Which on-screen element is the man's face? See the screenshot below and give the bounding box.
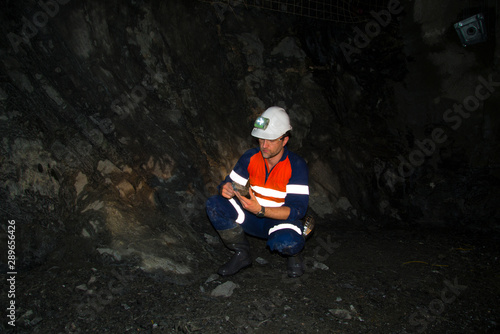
[258,136,289,159]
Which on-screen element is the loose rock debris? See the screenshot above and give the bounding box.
[2,227,498,333]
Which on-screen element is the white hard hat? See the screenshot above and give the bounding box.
[251,107,292,140]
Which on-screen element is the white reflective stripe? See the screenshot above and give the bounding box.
[286,184,309,195]
[229,170,248,186]
[268,223,302,236]
[229,198,245,224]
[251,185,286,198]
[255,197,283,207]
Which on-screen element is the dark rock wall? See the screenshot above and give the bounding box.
[0,0,498,279]
[391,0,500,230]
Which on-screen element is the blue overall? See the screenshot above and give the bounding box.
[206,147,309,256]
[206,194,305,255]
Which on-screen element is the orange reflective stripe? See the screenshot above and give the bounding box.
[253,192,285,206]
[247,151,292,200]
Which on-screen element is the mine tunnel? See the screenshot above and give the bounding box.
[1,0,499,332]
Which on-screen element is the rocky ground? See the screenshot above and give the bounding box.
[2,220,499,334]
[1,1,499,333]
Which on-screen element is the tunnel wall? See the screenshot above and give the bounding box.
[0,0,498,277]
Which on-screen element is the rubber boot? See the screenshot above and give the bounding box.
[217,225,252,276]
[287,253,305,278]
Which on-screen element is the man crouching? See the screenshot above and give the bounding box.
[206,106,310,278]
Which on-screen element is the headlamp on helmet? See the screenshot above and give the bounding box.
[254,116,270,130]
[251,106,292,140]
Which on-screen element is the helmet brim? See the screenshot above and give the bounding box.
[251,127,282,140]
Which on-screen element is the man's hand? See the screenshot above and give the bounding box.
[229,185,291,220]
[234,188,261,215]
[220,182,236,199]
